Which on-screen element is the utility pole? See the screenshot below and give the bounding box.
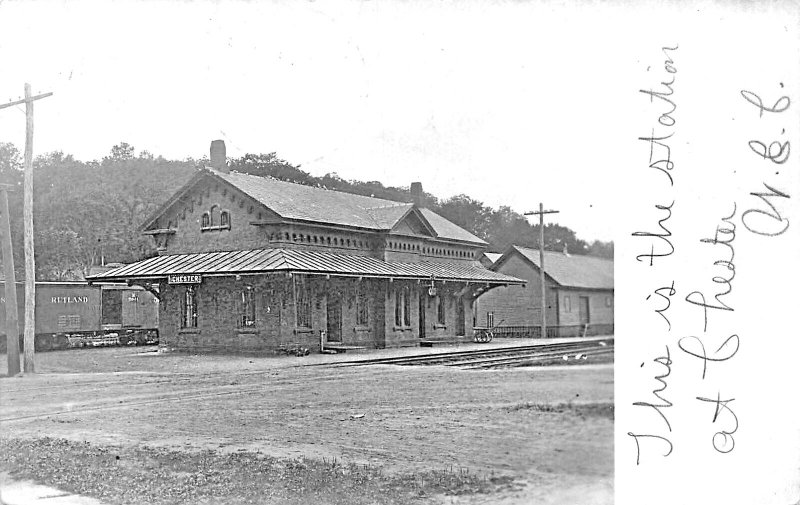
[524,203,559,339]
[0,184,21,376]
[1,84,53,373]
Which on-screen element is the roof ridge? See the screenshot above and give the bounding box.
[364,202,413,210]
[220,168,406,207]
[513,245,612,261]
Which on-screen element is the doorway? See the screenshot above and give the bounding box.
[326,294,342,342]
[456,296,465,336]
[418,293,426,339]
[578,296,590,326]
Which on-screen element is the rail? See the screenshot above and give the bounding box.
[326,337,614,369]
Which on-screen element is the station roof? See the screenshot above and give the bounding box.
[87,248,525,285]
[493,245,613,290]
[143,168,487,245]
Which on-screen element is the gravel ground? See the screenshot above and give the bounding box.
[0,343,613,504]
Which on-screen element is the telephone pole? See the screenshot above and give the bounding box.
[1,84,53,373]
[1,184,21,376]
[524,203,559,339]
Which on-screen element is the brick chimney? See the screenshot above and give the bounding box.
[210,140,228,173]
[562,242,570,256]
[410,182,423,207]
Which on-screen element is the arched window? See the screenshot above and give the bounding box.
[201,204,231,232]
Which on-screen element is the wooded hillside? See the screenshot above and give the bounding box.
[0,142,612,280]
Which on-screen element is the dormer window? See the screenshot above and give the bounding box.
[201,204,231,231]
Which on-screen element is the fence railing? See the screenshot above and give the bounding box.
[488,324,614,339]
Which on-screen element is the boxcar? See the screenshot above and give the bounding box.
[0,282,158,351]
[100,285,160,345]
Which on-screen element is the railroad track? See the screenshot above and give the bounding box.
[327,338,614,369]
[460,347,614,370]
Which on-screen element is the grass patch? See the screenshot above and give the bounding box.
[503,401,614,419]
[0,437,516,505]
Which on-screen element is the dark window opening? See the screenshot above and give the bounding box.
[295,277,312,328]
[102,289,122,325]
[394,286,411,327]
[239,286,256,328]
[356,283,369,326]
[182,286,198,328]
[436,295,445,325]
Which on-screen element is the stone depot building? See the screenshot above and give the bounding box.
[88,141,523,353]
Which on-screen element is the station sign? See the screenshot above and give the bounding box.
[167,274,203,285]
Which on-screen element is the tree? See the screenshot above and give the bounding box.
[0,142,25,277]
[2,142,612,280]
[485,206,537,251]
[587,239,614,259]
[30,144,195,277]
[436,195,493,241]
[228,153,314,185]
[107,142,135,162]
[0,142,23,187]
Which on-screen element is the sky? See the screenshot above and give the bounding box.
[0,0,661,243]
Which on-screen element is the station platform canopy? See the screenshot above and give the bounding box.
[86,248,525,286]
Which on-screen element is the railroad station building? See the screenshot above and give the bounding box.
[88,141,523,353]
[475,245,613,338]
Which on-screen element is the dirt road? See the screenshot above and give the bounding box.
[0,345,613,503]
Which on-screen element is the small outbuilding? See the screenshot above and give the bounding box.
[88,141,523,353]
[475,245,613,337]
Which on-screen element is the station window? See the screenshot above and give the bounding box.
[356,283,369,326]
[239,286,256,328]
[564,295,571,313]
[436,295,446,325]
[295,277,312,328]
[201,205,231,231]
[181,286,198,328]
[395,286,411,327]
[605,296,613,307]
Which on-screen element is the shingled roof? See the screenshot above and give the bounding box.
[495,245,613,290]
[145,168,486,245]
